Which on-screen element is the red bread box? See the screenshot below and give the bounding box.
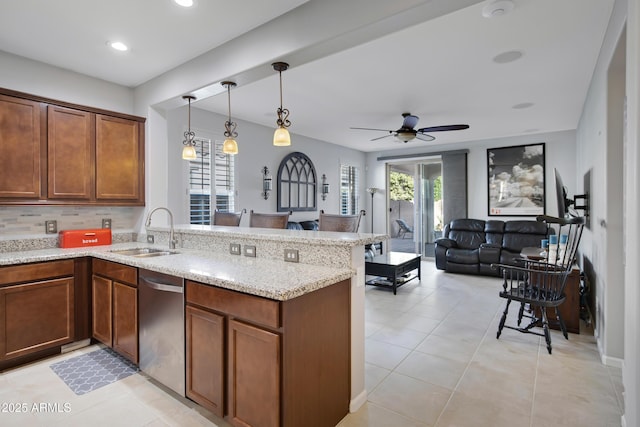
[59,229,112,248]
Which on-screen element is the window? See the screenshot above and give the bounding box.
[188,138,235,225]
[340,165,359,215]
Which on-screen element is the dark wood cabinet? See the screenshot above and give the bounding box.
[0,88,145,206]
[186,279,350,427]
[95,114,142,202]
[0,260,75,362]
[186,305,225,417]
[0,93,44,200]
[92,259,138,363]
[228,319,280,427]
[47,105,93,200]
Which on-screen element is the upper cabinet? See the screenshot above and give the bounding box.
[0,88,145,206]
[0,94,44,199]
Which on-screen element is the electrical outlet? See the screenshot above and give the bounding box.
[284,249,299,263]
[102,218,112,229]
[45,220,57,234]
[230,243,241,255]
[147,234,155,243]
[244,245,256,257]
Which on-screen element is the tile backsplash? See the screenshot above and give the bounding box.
[0,206,142,237]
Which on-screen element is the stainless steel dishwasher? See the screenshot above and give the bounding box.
[138,268,185,396]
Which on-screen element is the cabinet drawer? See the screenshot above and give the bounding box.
[92,259,137,286]
[0,260,74,287]
[186,281,280,329]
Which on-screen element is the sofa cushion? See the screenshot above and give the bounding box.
[447,247,479,264]
[502,220,548,252]
[447,219,486,250]
[484,220,505,246]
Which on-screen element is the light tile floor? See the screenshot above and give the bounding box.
[0,259,624,426]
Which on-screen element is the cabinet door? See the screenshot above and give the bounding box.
[0,277,74,360]
[228,319,280,427]
[47,105,93,199]
[0,94,42,199]
[92,275,112,346]
[113,281,138,363]
[95,114,142,202]
[186,305,225,417]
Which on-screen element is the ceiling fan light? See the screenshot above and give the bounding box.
[223,138,238,154]
[182,144,197,160]
[397,132,416,142]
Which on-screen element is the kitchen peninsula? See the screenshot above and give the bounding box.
[0,225,388,427]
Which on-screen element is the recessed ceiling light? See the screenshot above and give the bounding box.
[174,0,194,7]
[482,0,515,18]
[108,41,128,52]
[493,50,523,64]
[513,102,534,109]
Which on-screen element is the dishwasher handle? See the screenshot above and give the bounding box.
[140,276,184,294]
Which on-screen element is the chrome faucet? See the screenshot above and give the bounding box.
[145,207,177,249]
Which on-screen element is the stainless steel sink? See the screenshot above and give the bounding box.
[110,248,178,258]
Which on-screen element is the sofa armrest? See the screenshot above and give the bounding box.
[434,238,457,270]
[435,238,457,249]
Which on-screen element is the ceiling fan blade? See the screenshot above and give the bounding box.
[417,124,469,132]
[416,133,435,142]
[371,133,394,141]
[350,127,394,132]
[401,114,419,130]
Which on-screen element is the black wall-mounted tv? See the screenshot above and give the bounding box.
[554,168,571,218]
[554,168,590,219]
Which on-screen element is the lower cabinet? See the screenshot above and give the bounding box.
[186,279,350,427]
[92,259,138,363]
[0,260,75,362]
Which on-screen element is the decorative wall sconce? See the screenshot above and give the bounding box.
[272,62,291,147]
[321,174,330,201]
[221,81,238,155]
[181,95,197,160]
[262,166,272,199]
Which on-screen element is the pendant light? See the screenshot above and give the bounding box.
[272,62,291,146]
[221,81,238,155]
[182,95,197,160]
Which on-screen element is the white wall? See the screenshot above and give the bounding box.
[365,130,576,234]
[623,1,640,425]
[166,106,367,226]
[0,51,133,113]
[576,0,627,364]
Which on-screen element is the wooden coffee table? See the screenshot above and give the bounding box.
[365,252,421,295]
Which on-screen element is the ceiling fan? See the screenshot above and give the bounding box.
[351,113,469,142]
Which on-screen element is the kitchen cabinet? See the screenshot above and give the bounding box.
[0,88,145,206]
[0,260,75,363]
[186,279,350,427]
[0,93,44,200]
[92,259,138,363]
[47,105,93,200]
[95,114,142,202]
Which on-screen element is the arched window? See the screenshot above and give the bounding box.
[277,152,317,212]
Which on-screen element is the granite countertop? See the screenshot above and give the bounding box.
[0,243,354,301]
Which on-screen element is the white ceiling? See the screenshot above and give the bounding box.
[0,0,614,153]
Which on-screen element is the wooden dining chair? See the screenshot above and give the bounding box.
[318,210,364,232]
[212,209,245,226]
[249,210,291,229]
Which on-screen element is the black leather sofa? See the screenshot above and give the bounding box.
[434,218,548,276]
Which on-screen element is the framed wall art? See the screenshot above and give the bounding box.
[487,142,545,216]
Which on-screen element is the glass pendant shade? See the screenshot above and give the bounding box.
[273,126,291,146]
[182,145,197,160]
[223,138,238,154]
